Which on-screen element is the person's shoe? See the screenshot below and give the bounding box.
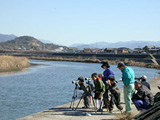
[102,106,107,108]
[119,108,123,114]
[120,110,123,114]
[82,106,90,109]
[122,111,127,115]
[97,108,103,112]
[109,110,112,113]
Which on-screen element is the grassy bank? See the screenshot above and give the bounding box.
[28,56,160,69]
[0,55,30,72]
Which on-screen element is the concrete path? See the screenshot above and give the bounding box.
[18,76,160,120]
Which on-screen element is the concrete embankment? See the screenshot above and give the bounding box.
[18,76,160,120]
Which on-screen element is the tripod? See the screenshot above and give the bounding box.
[70,84,79,110]
[75,81,96,110]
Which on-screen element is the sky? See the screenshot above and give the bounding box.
[0,0,160,46]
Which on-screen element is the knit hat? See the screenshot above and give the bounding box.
[78,76,84,82]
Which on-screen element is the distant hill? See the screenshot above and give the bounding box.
[0,33,17,42]
[0,36,67,51]
[70,41,160,50]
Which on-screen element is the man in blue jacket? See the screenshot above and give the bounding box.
[117,62,135,114]
[101,62,114,108]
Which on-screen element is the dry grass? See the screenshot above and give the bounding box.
[0,55,30,72]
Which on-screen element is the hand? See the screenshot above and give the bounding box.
[101,74,104,78]
[108,80,111,86]
[124,85,127,88]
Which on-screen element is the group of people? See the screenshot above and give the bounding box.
[77,61,154,115]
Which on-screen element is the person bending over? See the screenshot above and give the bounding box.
[91,73,105,112]
[108,76,123,113]
[78,76,90,109]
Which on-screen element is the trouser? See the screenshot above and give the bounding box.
[109,93,123,111]
[124,84,135,113]
[83,95,89,107]
[103,90,109,108]
[132,99,150,111]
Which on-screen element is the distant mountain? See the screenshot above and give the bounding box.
[39,39,53,43]
[0,36,67,51]
[70,41,160,50]
[0,33,17,42]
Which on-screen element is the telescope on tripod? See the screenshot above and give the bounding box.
[69,77,96,110]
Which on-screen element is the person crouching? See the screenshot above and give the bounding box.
[78,76,90,109]
[107,76,123,113]
[91,73,105,112]
[132,81,154,111]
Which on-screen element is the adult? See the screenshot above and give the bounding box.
[140,75,151,90]
[132,81,154,111]
[117,62,135,114]
[101,62,114,108]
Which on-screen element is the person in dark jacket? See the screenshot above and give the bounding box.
[132,81,154,111]
[108,76,123,113]
[78,76,90,109]
[91,73,105,111]
[140,75,151,90]
[101,62,114,108]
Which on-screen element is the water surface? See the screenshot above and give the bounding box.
[0,60,159,120]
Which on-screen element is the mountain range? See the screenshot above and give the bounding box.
[70,41,160,50]
[0,35,67,51]
[0,33,159,50]
[0,33,17,42]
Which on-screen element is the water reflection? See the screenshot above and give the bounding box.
[0,68,27,76]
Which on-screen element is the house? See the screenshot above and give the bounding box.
[83,48,92,53]
[104,48,117,54]
[143,45,160,54]
[133,48,144,53]
[117,47,132,53]
[67,47,79,53]
[91,48,100,53]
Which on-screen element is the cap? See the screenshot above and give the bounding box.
[78,76,84,82]
[141,75,147,80]
[117,62,125,68]
[108,76,115,81]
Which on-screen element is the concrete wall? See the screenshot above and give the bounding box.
[0,51,160,64]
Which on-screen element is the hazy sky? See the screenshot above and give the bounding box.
[0,0,160,46]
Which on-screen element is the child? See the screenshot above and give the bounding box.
[78,76,90,109]
[91,73,105,112]
[108,76,123,113]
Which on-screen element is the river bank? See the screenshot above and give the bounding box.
[18,76,160,120]
[28,56,160,69]
[0,55,30,72]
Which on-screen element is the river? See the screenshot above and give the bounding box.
[0,60,159,120]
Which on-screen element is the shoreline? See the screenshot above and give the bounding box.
[18,76,160,120]
[28,56,160,69]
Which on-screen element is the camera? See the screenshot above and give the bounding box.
[85,77,92,81]
[135,77,141,81]
[72,80,79,84]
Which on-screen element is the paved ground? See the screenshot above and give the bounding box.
[18,76,160,120]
